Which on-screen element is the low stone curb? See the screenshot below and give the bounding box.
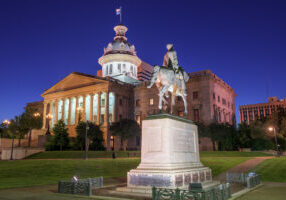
[229,183,263,200]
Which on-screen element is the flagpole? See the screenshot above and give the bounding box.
[120,6,122,24]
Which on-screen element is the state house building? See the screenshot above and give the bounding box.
[29,24,236,151]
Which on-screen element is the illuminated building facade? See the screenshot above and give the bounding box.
[239,97,286,124]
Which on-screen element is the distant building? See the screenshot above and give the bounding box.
[239,97,286,124]
[26,24,237,151]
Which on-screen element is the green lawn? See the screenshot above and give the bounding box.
[252,157,286,182]
[0,156,251,190]
[199,151,271,157]
[26,151,141,159]
[235,183,286,200]
[201,157,250,177]
[26,150,271,159]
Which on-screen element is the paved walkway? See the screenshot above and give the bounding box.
[214,156,273,182]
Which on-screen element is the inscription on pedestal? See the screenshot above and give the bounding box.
[200,172,205,182]
[192,173,199,183]
[175,175,183,187]
[146,127,162,152]
[184,174,191,185]
[129,174,171,187]
[172,128,195,152]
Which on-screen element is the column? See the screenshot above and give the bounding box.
[68,97,72,125]
[112,94,116,122]
[90,94,93,122]
[105,91,111,151]
[75,96,79,124]
[42,102,47,129]
[82,95,86,122]
[55,99,58,124]
[97,92,101,125]
[61,99,64,120]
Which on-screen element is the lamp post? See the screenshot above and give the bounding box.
[85,120,89,160]
[111,135,115,151]
[268,127,279,157]
[3,120,13,160]
[46,114,52,135]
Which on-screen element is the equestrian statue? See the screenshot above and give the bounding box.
[147,44,189,114]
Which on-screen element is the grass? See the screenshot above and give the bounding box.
[199,151,271,157]
[26,151,140,159]
[235,183,286,200]
[26,150,271,159]
[0,156,252,190]
[201,157,250,176]
[252,157,286,182]
[0,158,139,189]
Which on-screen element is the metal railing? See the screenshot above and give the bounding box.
[58,176,103,196]
[226,172,260,189]
[152,183,231,200]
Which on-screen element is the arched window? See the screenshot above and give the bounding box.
[109,64,113,74]
[130,65,134,75]
[106,65,108,75]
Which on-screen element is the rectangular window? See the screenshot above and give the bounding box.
[136,99,141,107]
[119,98,123,106]
[149,98,154,105]
[213,93,215,100]
[193,109,200,122]
[118,63,121,73]
[193,91,198,99]
[93,94,98,123]
[218,96,220,102]
[109,64,113,74]
[222,98,226,105]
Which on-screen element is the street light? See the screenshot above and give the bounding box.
[33,112,40,117]
[85,120,89,160]
[3,120,13,160]
[268,126,279,157]
[46,114,52,135]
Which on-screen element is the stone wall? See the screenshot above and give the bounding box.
[1,147,44,160]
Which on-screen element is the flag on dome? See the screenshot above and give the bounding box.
[116,8,121,15]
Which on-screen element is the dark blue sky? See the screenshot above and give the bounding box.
[1,0,285,123]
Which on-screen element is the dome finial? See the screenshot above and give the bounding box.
[114,24,128,41]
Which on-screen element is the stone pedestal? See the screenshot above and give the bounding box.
[118,114,213,193]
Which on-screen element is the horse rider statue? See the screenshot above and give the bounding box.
[147,44,189,114]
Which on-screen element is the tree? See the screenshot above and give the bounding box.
[22,107,42,147]
[238,123,252,148]
[110,119,141,151]
[75,121,105,151]
[52,120,69,151]
[9,115,29,147]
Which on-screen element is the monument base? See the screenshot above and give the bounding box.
[122,113,215,192]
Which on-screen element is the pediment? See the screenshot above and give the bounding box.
[42,72,106,96]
